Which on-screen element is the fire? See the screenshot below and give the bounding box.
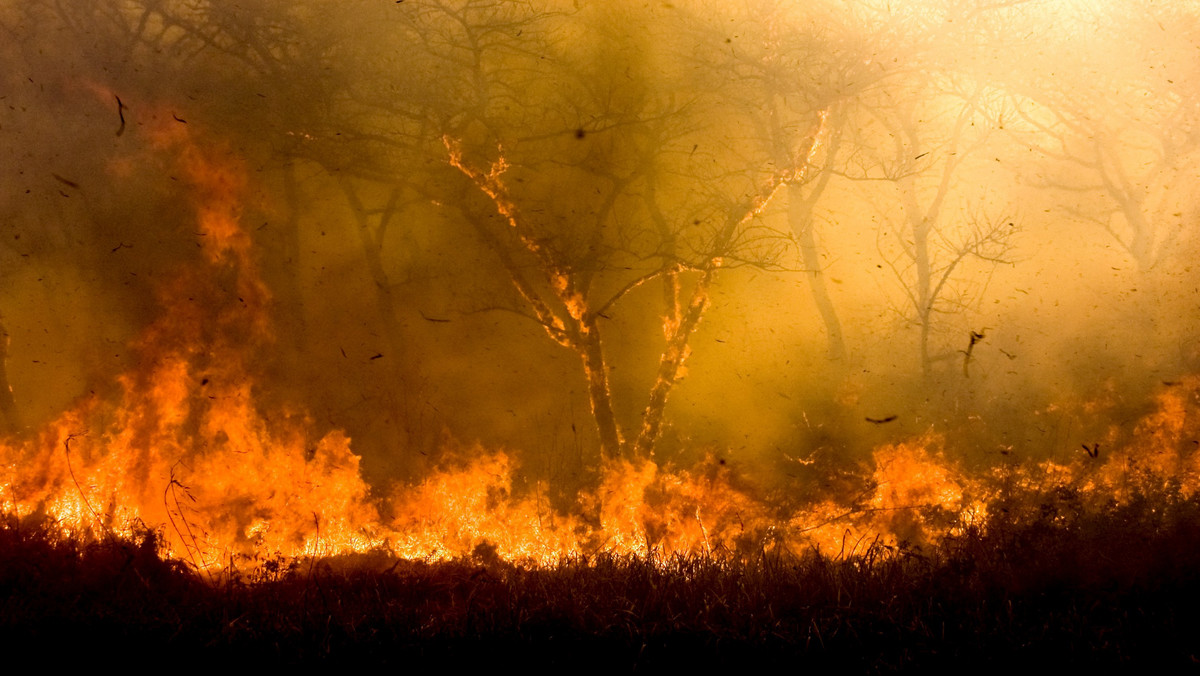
[0,123,384,571]
[1079,377,1200,502]
[789,437,984,557]
[3,123,1200,575]
[387,450,577,565]
[865,437,984,546]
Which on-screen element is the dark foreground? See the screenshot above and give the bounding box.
[3,495,1200,672]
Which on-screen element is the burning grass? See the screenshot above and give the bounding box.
[7,376,1200,571]
[6,368,1200,668]
[3,480,1199,670]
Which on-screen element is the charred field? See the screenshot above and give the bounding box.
[4,483,1200,671]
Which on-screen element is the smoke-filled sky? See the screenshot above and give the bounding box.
[2,0,1199,490]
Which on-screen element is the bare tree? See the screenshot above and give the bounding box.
[428,3,835,458]
[1006,3,1200,272]
[675,0,883,364]
[842,72,1018,377]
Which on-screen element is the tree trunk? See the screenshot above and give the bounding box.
[788,191,845,361]
[576,320,623,461]
[632,268,714,458]
[0,321,21,434]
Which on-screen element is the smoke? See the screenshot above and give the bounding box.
[2,0,1199,504]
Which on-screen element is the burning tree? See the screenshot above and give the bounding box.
[245,1,847,461]
[436,4,845,460]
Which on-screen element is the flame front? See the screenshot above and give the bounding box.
[4,123,1200,574]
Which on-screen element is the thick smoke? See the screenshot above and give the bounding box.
[2,0,1199,502]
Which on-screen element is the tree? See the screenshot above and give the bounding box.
[420,3,836,459]
[4,0,1051,464]
[826,27,1020,378]
[1007,2,1200,272]
[679,0,869,364]
[779,0,1030,379]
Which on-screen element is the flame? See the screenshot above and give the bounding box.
[0,123,384,571]
[7,362,1200,569]
[788,437,983,557]
[4,125,1200,575]
[864,437,983,546]
[1091,377,1200,500]
[387,450,577,566]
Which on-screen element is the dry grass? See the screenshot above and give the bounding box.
[2,488,1199,671]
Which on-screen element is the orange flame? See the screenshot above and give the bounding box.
[0,123,382,570]
[4,125,1200,573]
